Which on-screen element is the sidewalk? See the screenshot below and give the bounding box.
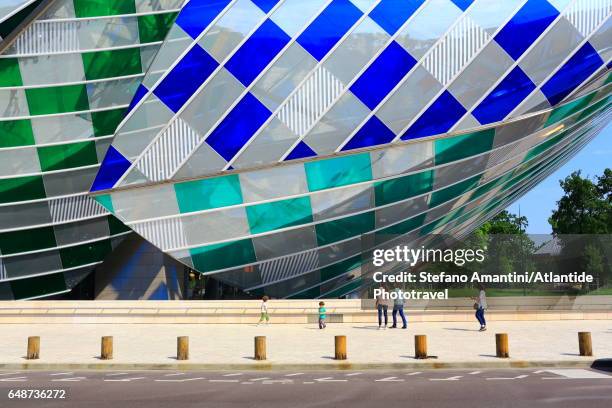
[1,320,611,370]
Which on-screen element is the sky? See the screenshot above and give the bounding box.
[507,122,611,234]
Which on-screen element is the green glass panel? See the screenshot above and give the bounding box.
[316,211,375,246]
[138,12,178,43]
[544,92,595,127]
[374,170,434,206]
[26,84,89,115]
[323,277,363,298]
[0,58,22,87]
[38,141,98,171]
[377,213,427,237]
[246,197,313,234]
[0,119,34,148]
[0,226,56,255]
[320,255,362,282]
[434,129,495,165]
[288,286,320,299]
[94,194,114,213]
[175,175,243,213]
[91,107,127,137]
[305,153,372,191]
[190,239,256,272]
[10,273,66,300]
[0,175,46,204]
[470,172,513,200]
[108,215,130,235]
[82,48,142,80]
[60,239,112,268]
[576,96,610,122]
[429,174,482,208]
[74,0,136,17]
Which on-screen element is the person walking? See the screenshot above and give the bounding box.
[390,285,407,329]
[472,284,487,331]
[257,295,270,325]
[318,301,326,329]
[375,285,390,329]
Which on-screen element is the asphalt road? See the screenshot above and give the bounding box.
[1,368,612,408]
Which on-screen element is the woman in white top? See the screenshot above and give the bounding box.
[472,284,487,331]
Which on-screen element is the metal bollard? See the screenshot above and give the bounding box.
[101,336,113,360]
[177,336,189,361]
[414,335,427,359]
[495,333,509,358]
[254,336,266,360]
[334,335,347,360]
[578,332,592,357]
[27,336,40,360]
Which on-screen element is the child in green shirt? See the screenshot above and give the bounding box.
[318,301,326,329]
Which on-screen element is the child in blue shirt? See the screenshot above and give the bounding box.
[318,301,326,329]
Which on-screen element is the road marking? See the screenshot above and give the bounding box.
[533,370,546,374]
[104,377,146,382]
[105,372,129,377]
[487,375,529,380]
[50,372,73,376]
[406,372,422,376]
[0,372,21,377]
[155,377,206,382]
[303,382,315,384]
[430,376,463,381]
[376,377,404,382]
[209,379,239,383]
[285,373,304,377]
[315,377,348,382]
[249,377,271,381]
[0,377,27,382]
[164,373,185,377]
[51,377,86,382]
[223,373,243,377]
[345,372,362,376]
[543,369,612,379]
[469,371,482,375]
[262,379,293,384]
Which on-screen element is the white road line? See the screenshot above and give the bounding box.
[0,377,27,382]
[543,369,612,379]
[249,377,271,381]
[223,373,243,377]
[51,377,86,382]
[303,382,315,384]
[105,372,129,377]
[155,377,206,382]
[164,373,185,377]
[406,372,422,376]
[50,372,73,376]
[469,371,482,375]
[209,380,239,383]
[285,373,304,377]
[487,375,529,380]
[376,377,404,382]
[241,382,254,384]
[262,380,293,384]
[0,372,21,376]
[345,373,362,376]
[104,377,146,382]
[314,377,348,382]
[533,370,546,374]
[430,376,463,381]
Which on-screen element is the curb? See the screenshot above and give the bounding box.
[0,360,596,371]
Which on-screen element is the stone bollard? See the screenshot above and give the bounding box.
[334,335,347,360]
[177,336,189,361]
[101,336,113,360]
[254,336,266,360]
[27,336,40,360]
[578,332,592,356]
[414,335,427,359]
[496,333,509,358]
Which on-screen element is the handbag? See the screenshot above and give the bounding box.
[473,303,479,310]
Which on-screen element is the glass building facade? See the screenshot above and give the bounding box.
[1,0,611,299]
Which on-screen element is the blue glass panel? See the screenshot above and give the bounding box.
[285,140,317,161]
[153,45,218,113]
[541,42,604,106]
[450,0,474,11]
[206,93,272,162]
[342,115,395,151]
[297,0,363,61]
[472,66,536,125]
[126,84,147,114]
[225,19,291,86]
[369,0,425,36]
[90,146,131,192]
[401,90,466,140]
[251,0,280,13]
[350,41,416,110]
[175,0,231,39]
[494,0,558,61]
